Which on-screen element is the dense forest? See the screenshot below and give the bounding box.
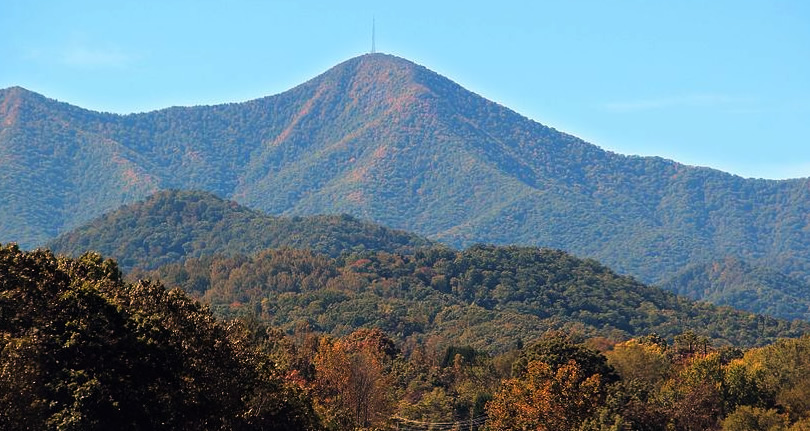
[4,54,810,294]
[48,190,433,270]
[661,257,810,321]
[43,188,810,345]
[48,189,810,324]
[132,245,808,351]
[5,244,810,430]
[0,244,318,430]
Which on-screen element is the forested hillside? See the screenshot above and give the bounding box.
[6,244,810,430]
[48,190,432,270]
[4,54,810,290]
[660,257,810,321]
[134,245,808,351]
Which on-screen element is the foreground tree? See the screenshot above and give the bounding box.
[0,244,319,430]
[313,328,396,430]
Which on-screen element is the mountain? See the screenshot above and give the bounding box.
[47,189,433,270]
[135,244,809,351]
[660,257,810,321]
[3,53,810,287]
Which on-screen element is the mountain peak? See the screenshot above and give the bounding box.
[307,53,435,99]
[0,86,33,96]
[0,86,49,105]
[0,86,34,127]
[0,86,94,128]
[339,52,425,72]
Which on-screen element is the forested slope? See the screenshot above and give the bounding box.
[47,190,433,270]
[4,54,810,290]
[0,244,318,430]
[136,245,809,351]
[661,257,810,321]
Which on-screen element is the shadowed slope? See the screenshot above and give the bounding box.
[661,257,810,321]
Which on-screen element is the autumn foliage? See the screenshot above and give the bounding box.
[8,245,810,430]
[313,329,396,429]
[487,360,607,430]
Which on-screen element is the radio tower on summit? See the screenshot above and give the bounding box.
[371,17,376,54]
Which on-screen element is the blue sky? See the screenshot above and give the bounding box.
[2,1,809,179]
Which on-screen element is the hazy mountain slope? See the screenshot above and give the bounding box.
[660,257,810,321]
[0,87,159,243]
[3,53,810,286]
[47,190,433,270]
[136,245,810,351]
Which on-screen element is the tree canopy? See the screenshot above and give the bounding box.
[0,244,319,430]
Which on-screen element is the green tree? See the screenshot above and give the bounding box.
[721,406,788,431]
[0,244,319,430]
[512,332,618,382]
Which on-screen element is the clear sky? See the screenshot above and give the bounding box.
[2,1,809,179]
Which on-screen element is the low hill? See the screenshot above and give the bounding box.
[135,245,810,352]
[47,190,433,270]
[660,257,810,321]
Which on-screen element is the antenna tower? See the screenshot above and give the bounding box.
[371,17,376,54]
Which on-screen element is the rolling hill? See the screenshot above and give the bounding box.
[135,244,810,351]
[47,189,433,270]
[3,53,810,288]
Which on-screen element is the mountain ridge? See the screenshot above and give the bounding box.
[135,243,810,351]
[3,53,810,288]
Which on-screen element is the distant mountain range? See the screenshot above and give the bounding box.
[3,53,810,288]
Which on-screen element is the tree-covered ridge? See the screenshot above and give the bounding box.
[47,190,433,270]
[135,245,809,351]
[0,244,319,430]
[661,257,810,322]
[47,189,810,326]
[4,54,810,294]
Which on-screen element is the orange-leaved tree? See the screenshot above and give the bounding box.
[486,359,607,430]
[313,328,396,429]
